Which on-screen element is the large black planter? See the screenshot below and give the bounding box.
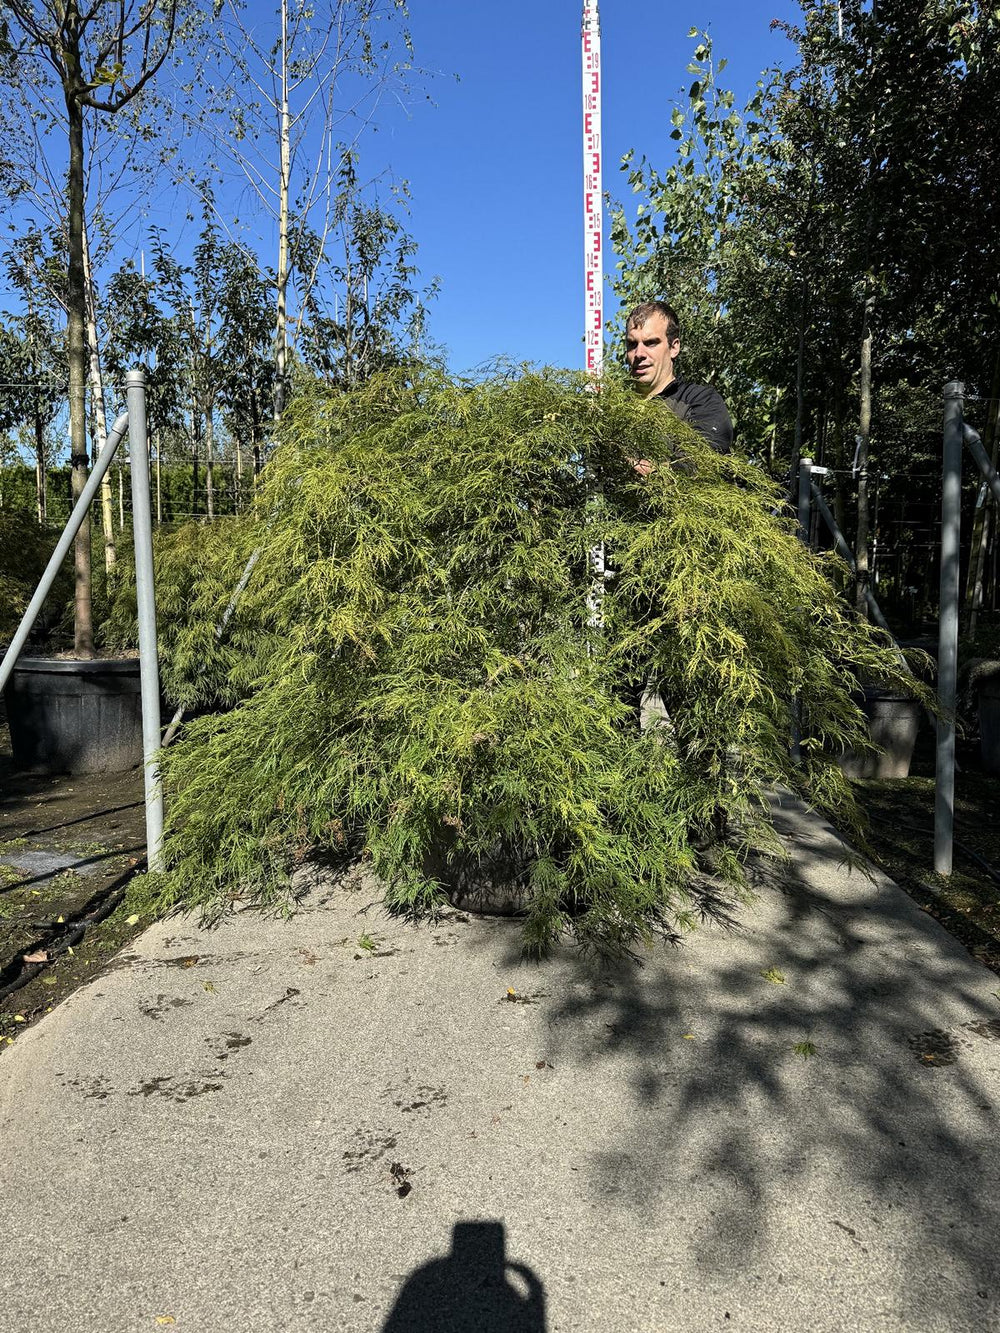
[838,687,921,780]
[4,656,145,775]
[425,837,533,916]
[978,666,1000,776]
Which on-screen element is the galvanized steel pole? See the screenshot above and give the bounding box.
[935,381,964,876]
[810,481,895,637]
[797,457,812,544]
[963,422,1000,506]
[126,369,165,872]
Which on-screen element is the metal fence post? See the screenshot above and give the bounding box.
[935,381,964,876]
[126,369,165,873]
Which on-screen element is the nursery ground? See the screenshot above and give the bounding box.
[857,726,1000,980]
[1,793,999,1332]
[0,705,149,1043]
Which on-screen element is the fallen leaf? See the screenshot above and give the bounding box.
[23,951,48,964]
[56,915,65,924]
[760,967,786,985]
[682,1033,695,1040]
[203,981,216,994]
[125,914,140,926]
[506,988,517,1001]
[13,1015,26,1024]
[154,1318,176,1327]
[41,975,57,986]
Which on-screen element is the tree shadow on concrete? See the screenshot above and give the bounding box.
[382,1221,546,1332]
[538,796,1000,1327]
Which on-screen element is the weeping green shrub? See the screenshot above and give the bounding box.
[0,512,71,643]
[140,368,920,952]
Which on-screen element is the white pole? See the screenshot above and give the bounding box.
[582,0,603,374]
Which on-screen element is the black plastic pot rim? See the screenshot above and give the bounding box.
[10,656,140,676]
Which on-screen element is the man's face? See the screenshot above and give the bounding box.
[625,315,680,396]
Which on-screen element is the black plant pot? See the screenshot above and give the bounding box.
[978,668,1000,776]
[425,837,533,916]
[838,686,921,780]
[4,656,146,775]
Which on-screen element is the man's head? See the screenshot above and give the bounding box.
[625,301,681,397]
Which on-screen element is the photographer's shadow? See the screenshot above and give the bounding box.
[382,1220,547,1332]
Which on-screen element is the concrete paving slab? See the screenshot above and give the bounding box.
[1,792,999,1332]
[0,848,90,881]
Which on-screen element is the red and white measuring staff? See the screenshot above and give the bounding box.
[582,2,605,632]
[582,0,603,374]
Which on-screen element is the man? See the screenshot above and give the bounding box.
[625,300,733,461]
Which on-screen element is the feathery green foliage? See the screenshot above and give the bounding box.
[0,513,70,640]
[135,368,920,952]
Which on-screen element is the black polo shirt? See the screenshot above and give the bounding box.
[656,379,734,453]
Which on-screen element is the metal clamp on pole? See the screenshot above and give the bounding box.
[126,369,165,873]
[935,381,964,876]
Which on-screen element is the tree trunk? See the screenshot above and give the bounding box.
[83,215,116,572]
[251,390,262,477]
[273,0,291,424]
[965,341,1000,636]
[854,285,875,615]
[63,26,94,657]
[794,282,808,459]
[34,403,47,524]
[205,399,215,520]
[191,408,200,517]
[28,266,47,524]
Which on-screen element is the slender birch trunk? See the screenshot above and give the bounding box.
[205,399,215,520]
[854,284,875,614]
[273,0,291,424]
[34,401,47,523]
[155,429,162,525]
[83,214,116,571]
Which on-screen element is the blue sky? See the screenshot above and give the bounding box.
[5,1,802,378]
[374,1,801,372]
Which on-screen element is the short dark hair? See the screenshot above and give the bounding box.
[625,301,681,342]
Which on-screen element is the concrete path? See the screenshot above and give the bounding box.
[1,794,999,1332]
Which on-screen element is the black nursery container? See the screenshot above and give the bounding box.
[838,686,921,780]
[4,657,144,775]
